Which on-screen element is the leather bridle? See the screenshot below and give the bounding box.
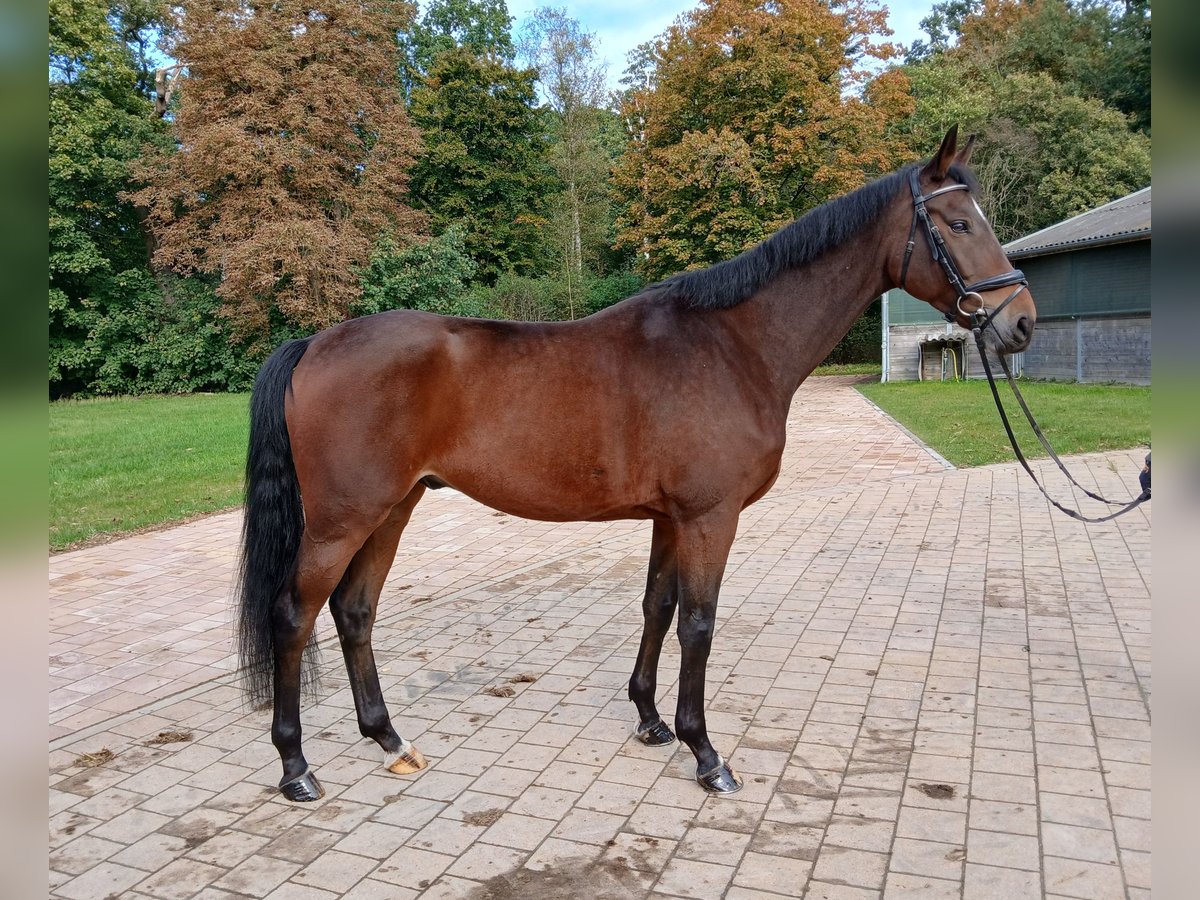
[899,168,1029,331]
[900,167,1150,524]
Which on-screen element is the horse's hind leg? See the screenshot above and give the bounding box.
[272,529,370,802]
[628,519,680,746]
[328,486,428,776]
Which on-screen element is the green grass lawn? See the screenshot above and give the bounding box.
[50,393,250,551]
[857,379,1150,467]
[811,362,882,377]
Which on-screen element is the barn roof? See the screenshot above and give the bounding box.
[1003,186,1151,260]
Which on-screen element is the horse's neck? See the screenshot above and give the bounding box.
[735,217,895,399]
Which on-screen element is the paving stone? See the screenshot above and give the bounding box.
[887,837,964,881]
[262,885,340,900]
[444,842,526,882]
[964,863,1043,899]
[110,831,192,871]
[340,879,418,900]
[549,807,626,845]
[291,849,380,893]
[1043,857,1127,900]
[371,846,454,890]
[186,828,270,867]
[134,858,228,900]
[895,805,965,844]
[883,872,960,898]
[805,881,882,899]
[603,832,677,873]
[1041,822,1120,865]
[654,857,736,899]
[812,846,889,890]
[966,828,1040,871]
[1040,791,1114,830]
[626,802,698,839]
[212,854,300,898]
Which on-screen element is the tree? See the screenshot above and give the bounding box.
[983,72,1151,239]
[49,0,173,394]
[519,7,612,316]
[611,0,913,280]
[890,0,1151,240]
[408,48,550,282]
[400,0,515,95]
[1097,0,1150,133]
[906,0,1150,134]
[614,127,776,280]
[131,0,425,342]
[356,225,480,317]
[906,0,982,62]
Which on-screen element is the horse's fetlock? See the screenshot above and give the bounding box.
[675,714,704,745]
[629,672,654,702]
[272,721,301,751]
[358,714,390,741]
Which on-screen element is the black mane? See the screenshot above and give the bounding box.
[654,162,976,310]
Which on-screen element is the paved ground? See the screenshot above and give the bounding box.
[48,376,1151,899]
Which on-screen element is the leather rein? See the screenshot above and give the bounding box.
[900,169,1150,524]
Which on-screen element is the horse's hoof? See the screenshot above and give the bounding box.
[697,758,742,794]
[635,719,676,746]
[279,768,325,802]
[385,741,428,775]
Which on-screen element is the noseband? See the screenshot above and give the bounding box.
[898,168,1149,524]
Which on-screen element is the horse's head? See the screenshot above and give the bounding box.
[892,126,1037,355]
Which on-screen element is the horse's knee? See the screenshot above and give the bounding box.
[645,592,676,622]
[677,608,714,650]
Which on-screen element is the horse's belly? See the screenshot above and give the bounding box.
[424,458,656,523]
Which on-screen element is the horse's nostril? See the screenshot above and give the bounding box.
[1015,316,1033,340]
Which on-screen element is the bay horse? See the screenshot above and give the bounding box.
[236,127,1036,802]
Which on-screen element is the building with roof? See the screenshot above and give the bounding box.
[881,187,1151,384]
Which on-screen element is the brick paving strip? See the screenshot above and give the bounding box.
[49,376,1150,899]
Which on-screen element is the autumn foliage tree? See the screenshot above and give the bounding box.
[612,0,914,280]
[133,0,425,340]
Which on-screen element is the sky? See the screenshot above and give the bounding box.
[494,0,934,92]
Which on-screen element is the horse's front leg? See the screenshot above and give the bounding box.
[673,508,743,794]
[629,519,679,746]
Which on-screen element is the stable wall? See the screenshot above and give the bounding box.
[1020,315,1151,384]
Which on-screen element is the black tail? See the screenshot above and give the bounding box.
[235,337,313,706]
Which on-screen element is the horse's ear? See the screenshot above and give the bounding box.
[955,134,976,167]
[924,125,959,182]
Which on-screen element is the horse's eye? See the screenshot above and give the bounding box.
[950,221,970,234]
